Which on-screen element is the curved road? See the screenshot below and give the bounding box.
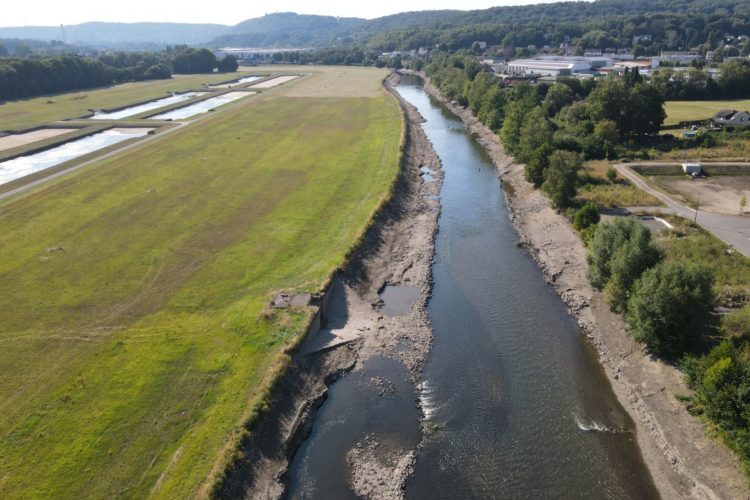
[616,162,750,257]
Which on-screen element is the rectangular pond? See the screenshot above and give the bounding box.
[0,128,152,186]
[89,92,207,120]
[249,75,299,89]
[148,91,252,120]
[0,128,74,153]
[210,75,263,88]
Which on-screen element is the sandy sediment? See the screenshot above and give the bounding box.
[225,73,442,499]
[413,70,749,499]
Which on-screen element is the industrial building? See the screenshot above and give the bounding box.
[506,56,614,77]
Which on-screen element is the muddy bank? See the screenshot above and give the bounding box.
[410,70,749,499]
[220,74,442,498]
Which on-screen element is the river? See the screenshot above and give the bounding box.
[286,76,658,499]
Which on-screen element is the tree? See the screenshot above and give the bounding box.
[500,100,528,155]
[603,224,661,311]
[0,44,7,57]
[626,262,715,357]
[542,150,581,208]
[741,194,747,215]
[518,106,554,186]
[606,166,618,183]
[623,83,666,135]
[144,63,171,80]
[594,119,619,158]
[719,59,750,98]
[171,48,216,74]
[217,54,239,72]
[573,201,600,230]
[542,82,574,117]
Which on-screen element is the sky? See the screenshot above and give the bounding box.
[3,0,564,27]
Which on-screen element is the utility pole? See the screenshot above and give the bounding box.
[694,193,700,224]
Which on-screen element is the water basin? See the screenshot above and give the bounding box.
[90,92,207,120]
[0,128,152,186]
[378,285,420,316]
[149,92,252,120]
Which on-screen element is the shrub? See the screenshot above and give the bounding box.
[606,166,618,183]
[626,262,715,357]
[572,201,600,231]
[542,150,581,208]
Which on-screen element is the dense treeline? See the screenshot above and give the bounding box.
[426,54,665,206]
[362,1,750,56]
[0,47,237,101]
[653,59,750,100]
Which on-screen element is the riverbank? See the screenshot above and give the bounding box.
[412,70,749,499]
[225,74,442,498]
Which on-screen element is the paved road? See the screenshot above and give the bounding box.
[616,162,750,257]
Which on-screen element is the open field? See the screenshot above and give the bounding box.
[665,99,750,126]
[0,66,400,498]
[577,160,660,207]
[0,73,251,131]
[650,175,750,214]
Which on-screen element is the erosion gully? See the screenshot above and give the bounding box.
[286,75,658,499]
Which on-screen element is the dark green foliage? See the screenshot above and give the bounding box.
[541,150,581,208]
[626,262,715,356]
[606,166,618,183]
[217,55,239,73]
[604,225,662,312]
[171,48,216,74]
[573,201,600,231]
[587,218,657,289]
[683,337,750,470]
[0,51,174,100]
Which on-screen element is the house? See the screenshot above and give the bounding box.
[682,163,702,175]
[712,109,750,127]
[660,51,701,63]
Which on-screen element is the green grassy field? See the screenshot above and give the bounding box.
[0,67,401,498]
[0,73,256,130]
[665,99,750,126]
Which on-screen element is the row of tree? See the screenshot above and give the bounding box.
[0,49,238,101]
[426,54,666,208]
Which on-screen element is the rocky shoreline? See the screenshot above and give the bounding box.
[413,70,749,499]
[224,73,442,498]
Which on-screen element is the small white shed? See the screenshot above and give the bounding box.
[682,163,702,175]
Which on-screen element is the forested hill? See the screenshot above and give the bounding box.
[214,1,750,48]
[2,0,750,49]
[0,22,228,47]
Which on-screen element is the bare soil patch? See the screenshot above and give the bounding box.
[658,176,750,215]
[0,128,72,152]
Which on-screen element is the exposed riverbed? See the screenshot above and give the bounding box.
[284,76,658,498]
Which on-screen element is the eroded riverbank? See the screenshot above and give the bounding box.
[412,70,749,499]
[224,75,442,498]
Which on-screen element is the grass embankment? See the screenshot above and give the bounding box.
[665,99,750,126]
[577,160,659,207]
[0,73,248,130]
[0,67,401,498]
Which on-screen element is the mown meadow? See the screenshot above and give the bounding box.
[0,67,402,498]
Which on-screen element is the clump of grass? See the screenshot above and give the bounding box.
[577,183,659,207]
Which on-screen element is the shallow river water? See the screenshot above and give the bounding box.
[286,77,658,499]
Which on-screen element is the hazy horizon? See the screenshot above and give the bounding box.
[3,0,570,28]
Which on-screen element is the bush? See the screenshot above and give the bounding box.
[587,218,657,288]
[683,338,750,470]
[572,201,600,231]
[606,166,618,183]
[626,262,715,357]
[542,150,581,208]
[604,226,661,312]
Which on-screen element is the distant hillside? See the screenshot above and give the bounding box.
[213,13,365,48]
[2,0,749,49]
[0,22,228,47]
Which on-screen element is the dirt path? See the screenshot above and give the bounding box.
[617,163,750,256]
[411,71,750,500]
